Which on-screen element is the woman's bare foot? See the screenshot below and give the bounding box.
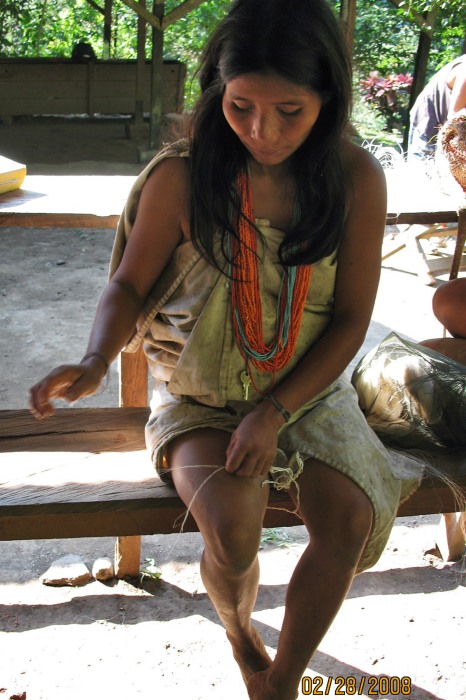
[247,669,299,700]
[226,625,272,683]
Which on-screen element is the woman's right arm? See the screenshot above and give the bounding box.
[29,157,190,418]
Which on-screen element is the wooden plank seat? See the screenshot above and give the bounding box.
[1,405,465,577]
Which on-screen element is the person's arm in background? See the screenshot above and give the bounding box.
[448,60,466,117]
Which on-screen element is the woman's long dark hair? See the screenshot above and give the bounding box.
[187,0,353,270]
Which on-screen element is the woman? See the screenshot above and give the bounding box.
[29,1,424,697]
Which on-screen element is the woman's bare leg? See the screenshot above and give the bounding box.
[167,428,272,682]
[248,458,374,700]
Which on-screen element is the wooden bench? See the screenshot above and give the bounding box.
[1,346,465,578]
[0,171,464,576]
[0,58,186,124]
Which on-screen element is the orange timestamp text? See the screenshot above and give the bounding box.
[301,675,412,696]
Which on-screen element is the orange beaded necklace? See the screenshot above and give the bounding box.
[228,169,312,384]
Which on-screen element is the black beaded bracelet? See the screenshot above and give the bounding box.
[263,393,292,422]
[80,352,109,375]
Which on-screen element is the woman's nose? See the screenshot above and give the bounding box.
[250,113,279,143]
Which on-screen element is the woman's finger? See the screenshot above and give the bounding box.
[29,365,101,419]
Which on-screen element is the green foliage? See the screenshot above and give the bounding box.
[139,557,162,581]
[351,75,391,141]
[354,0,465,80]
[0,0,464,124]
[1,0,104,57]
[352,0,464,137]
[164,0,230,107]
[260,528,294,548]
[359,70,413,130]
[354,0,419,76]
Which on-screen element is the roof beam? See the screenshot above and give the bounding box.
[119,0,162,30]
[162,0,205,29]
[118,0,205,32]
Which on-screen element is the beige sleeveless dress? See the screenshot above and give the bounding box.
[110,142,424,572]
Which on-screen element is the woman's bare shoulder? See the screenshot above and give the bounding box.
[340,140,387,234]
[343,140,387,212]
[143,154,190,197]
[138,154,191,239]
[344,140,385,181]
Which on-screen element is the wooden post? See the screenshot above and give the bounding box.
[114,345,149,577]
[149,0,164,151]
[115,535,143,578]
[126,0,149,138]
[402,9,436,152]
[87,61,95,116]
[449,205,466,281]
[119,346,149,408]
[435,512,466,562]
[103,0,113,60]
[339,0,356,54]
[136,0,147,125]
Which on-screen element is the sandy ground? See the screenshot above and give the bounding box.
[0,116,465,700]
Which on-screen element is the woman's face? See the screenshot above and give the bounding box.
[222,72,323,168]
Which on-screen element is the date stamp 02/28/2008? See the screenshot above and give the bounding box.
[301,675,412,696]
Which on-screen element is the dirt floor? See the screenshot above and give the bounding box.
[0,116,465,700]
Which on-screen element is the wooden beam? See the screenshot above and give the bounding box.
[0,212,121,229]
[119,0,204,31]
[162,0,205,29]
[119,0,161,30]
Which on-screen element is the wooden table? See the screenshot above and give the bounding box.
[1,170,465,279]
[0,174,135,229]
[384,166,466,282]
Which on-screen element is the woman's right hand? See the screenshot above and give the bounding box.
[29,359,106,419]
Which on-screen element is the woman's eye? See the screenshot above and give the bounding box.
[232,102,251,112]
[279,109,301,117]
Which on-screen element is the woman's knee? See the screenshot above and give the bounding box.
[205,516,263,573]
[315,492,372,559]
[171,464,267,574]
[432,279,466,338]
[297,464,373,559]
[334,490,373,550]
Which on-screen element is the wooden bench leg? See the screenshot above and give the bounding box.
[115,347,148,579]
[435,512,466,562]
[114,536,142,578]
[405,231,436,286]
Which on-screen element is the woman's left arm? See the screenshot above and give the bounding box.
[271,144,387,412]
[226,145,386,477]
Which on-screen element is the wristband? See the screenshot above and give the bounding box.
[80,351,109,375]
[263,393,292,422]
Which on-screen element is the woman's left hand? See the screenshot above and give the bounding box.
[225,402,285,479]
